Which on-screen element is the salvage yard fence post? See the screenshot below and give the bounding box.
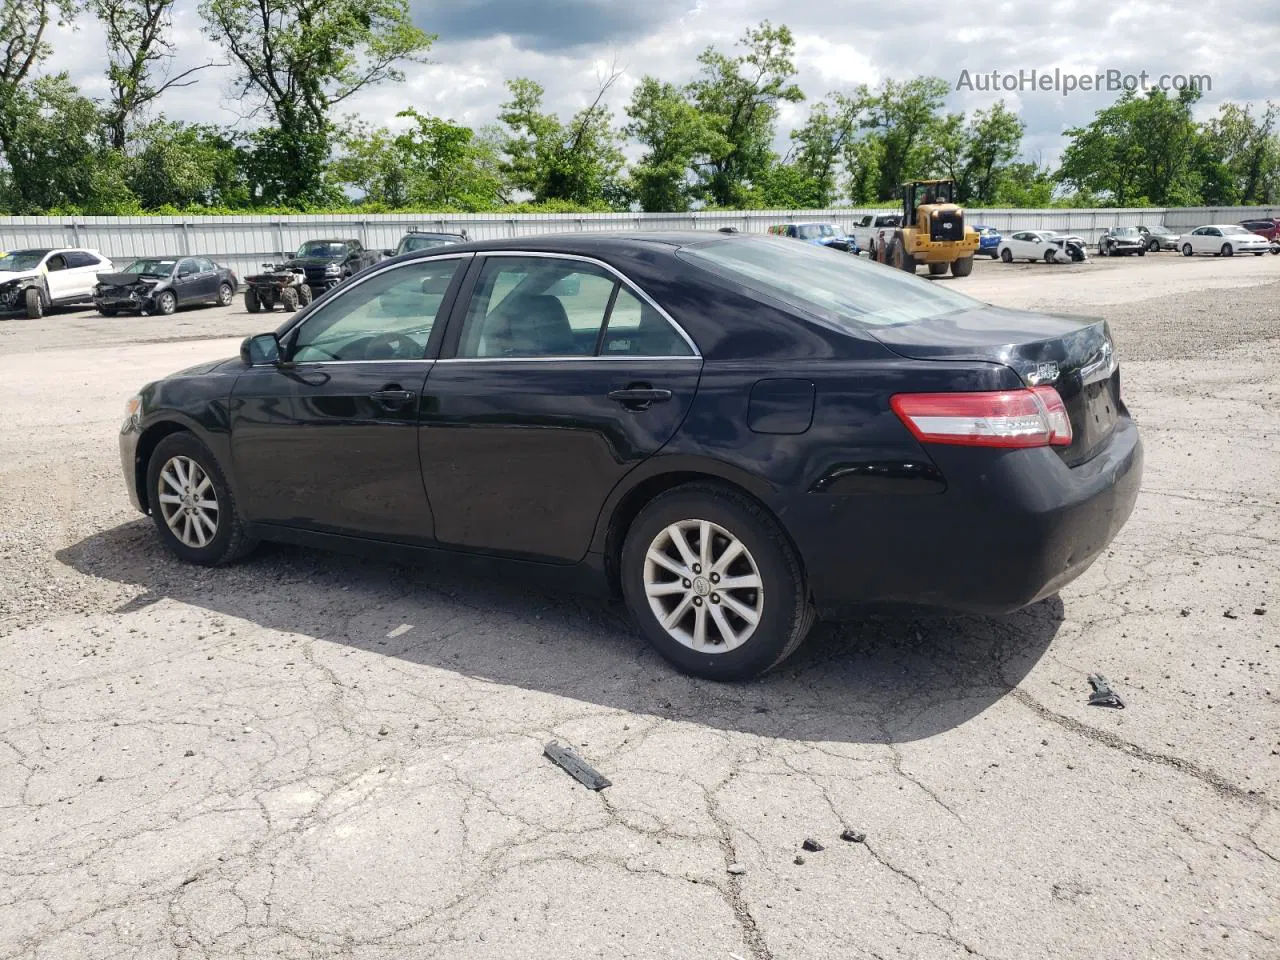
[2,205,1276,285]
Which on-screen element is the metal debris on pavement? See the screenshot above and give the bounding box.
[543,741,612,791]
[1087,673,1126,709]
[801,838,824,852]
[840,829,867,843]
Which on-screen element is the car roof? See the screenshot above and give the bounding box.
[412,231,721,258]
[3,248,52,256]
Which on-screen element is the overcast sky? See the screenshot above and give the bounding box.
[44,0,1280,167]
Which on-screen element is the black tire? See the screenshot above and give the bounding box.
[1147,239,1159,252]
[298,283,313,306]
[1137,247,1146,256]
[1043,250,1055,263]
[155,290,177,315]
[927,262,948,276]
[98,307,118,317]
[1221,244,1233,257]
[1000,248,1013,263]
[1098,241,1109,257]
[24,287,44,319]
[890,234,917,273]
[620,484,814,680]
[244,289,261,313]
[1182,243,1194,257]
[951,255,973,277]
[145,432,255,566]
[281,287,300,311]
[217,282,235,306]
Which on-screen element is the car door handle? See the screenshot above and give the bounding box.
[369,388,416,408]
[608,386,673,409]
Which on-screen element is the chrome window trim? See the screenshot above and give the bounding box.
[456,250,701,359]
[436,356,703,365]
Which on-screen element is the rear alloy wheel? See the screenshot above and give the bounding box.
[1221,244,1233,257]
[1000,248,1013,263]
[147,432,253,566]
[244,289,261,313]
[951,256,973,277]
[156,290,177,315]
[927,262,948,276]
[1148,239,1160,253]
[217,282,235,306]
[1182,243,1194,257]
[24,287,44,319]
[621,484,813,680]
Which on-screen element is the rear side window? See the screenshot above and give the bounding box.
[64,251,99,268]
[680,236,982,329]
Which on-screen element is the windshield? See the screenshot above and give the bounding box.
[296,241,349,258]
[125,259,176,276]
[0,250,47,272]
[796,224,838,240]
[1114,227,1140,237]
[680,236,983,329]
[398,236,456,253]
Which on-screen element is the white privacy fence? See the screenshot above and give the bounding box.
[2,206,1277,282]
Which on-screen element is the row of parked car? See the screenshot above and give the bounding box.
[0,229,468,319]
[767,216,1280,266]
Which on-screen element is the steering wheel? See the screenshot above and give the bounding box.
[362,332,420,360]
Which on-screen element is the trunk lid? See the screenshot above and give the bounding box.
[872,306,1121,466]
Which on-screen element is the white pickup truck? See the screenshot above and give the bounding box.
[850,214,903,259]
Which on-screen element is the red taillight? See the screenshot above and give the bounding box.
[891,386,1072,448]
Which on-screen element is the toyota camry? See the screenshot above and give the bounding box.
[119,232,1142,680]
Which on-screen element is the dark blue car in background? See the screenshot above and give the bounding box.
[974,225,1002,258]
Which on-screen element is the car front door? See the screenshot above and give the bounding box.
[419,253,703,563]
[189,258,220,301]
[172,258,201,303]
[229,254,471,542]
[42,254,74,300]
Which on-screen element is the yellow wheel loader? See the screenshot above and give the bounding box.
[885,179,980,278]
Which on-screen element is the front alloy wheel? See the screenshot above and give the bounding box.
[157,456,219,549]
[643,519,765,653]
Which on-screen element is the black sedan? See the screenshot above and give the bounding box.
[119,233,1142,680]
[95,257,238,316]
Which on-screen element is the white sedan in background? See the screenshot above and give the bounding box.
[997,230,1079,263]
[1180,225,1272,257]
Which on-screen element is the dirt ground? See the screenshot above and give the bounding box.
[1,250,1278,959]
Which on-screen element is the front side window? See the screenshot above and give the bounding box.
[289,258,462,363]
[679,236,982,330]
[454,256,692,359]
[45,255,67,271]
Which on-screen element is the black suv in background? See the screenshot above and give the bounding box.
[282,239,381,294]
[388,229,469,256]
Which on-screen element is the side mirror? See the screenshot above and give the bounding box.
[241,332,281,366]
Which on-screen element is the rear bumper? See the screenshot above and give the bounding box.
[785,417,1143,616]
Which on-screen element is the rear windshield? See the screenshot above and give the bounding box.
[680,236,982,328]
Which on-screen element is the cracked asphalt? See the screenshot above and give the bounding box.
[2,251,1278,959]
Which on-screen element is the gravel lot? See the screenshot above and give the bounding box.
[2,251,1278,959]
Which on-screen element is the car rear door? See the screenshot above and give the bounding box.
[229,254,471,542]
[419,252,702,563]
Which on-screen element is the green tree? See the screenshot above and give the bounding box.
[688,21,804,207]
[1198,101,1279,204]
[1058,89,1202,205]
[129,121,245,208]
[790,92,863,206]
[0,74,138,214]
[854,76,950,200]
[331,109,505,209]
[624,77,724,212]
[89,0,217,149]
[498,76,624,207]
[199,0,434,202]
[927,101,1025,203]
[994,160,1057,207]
